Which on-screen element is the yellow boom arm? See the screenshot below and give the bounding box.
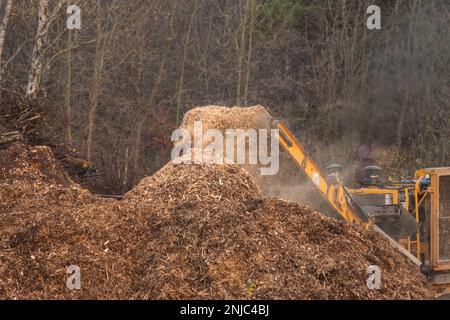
[277,121,371,229]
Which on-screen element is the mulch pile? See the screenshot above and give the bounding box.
[0,107,434,299]
[0,143,140,299]
[125,162,432,299]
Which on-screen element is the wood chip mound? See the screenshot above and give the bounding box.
[124,162,433,300]
[0,142,434,299]
[0,143,141,299]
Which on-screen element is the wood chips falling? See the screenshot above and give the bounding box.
[181,105,273,134]
[179,105,330,211]
[0,142,433,299]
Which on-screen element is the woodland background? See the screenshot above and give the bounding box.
[0,0,448,194]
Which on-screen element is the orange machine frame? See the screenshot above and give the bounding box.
[277,121,449,294]
[415,168,450,272]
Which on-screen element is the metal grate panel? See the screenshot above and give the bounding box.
[351,194,391,206]
[439,175,450,261]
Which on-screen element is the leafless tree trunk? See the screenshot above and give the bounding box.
[64,29,73,146]
[243,0,256,106]
[396,102,408,148]
[26,0,64,97]
[130,2,177,182]
[396,0,419,148]
[236,0,250,106]
[86,4,107,162]
[201,16,212,104]
[175,0,198,124]
[0,0,13,83]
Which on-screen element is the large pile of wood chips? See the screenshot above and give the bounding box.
[180,105,335,213]
[126,162,433,299]
[0,141,433,299]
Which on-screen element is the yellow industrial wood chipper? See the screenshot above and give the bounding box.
[276,121,450,297]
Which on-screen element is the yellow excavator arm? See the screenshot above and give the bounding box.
[277,121,371,229]
[276,121,422,266]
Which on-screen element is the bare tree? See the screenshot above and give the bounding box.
[243,0,256,105]
[235,0,250,105]
[130,1,178,182]
[63,26,73,146]
[86,2,107,162]
[175,0,198,124]
[0,0,13,83]
[26,0,64,97]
